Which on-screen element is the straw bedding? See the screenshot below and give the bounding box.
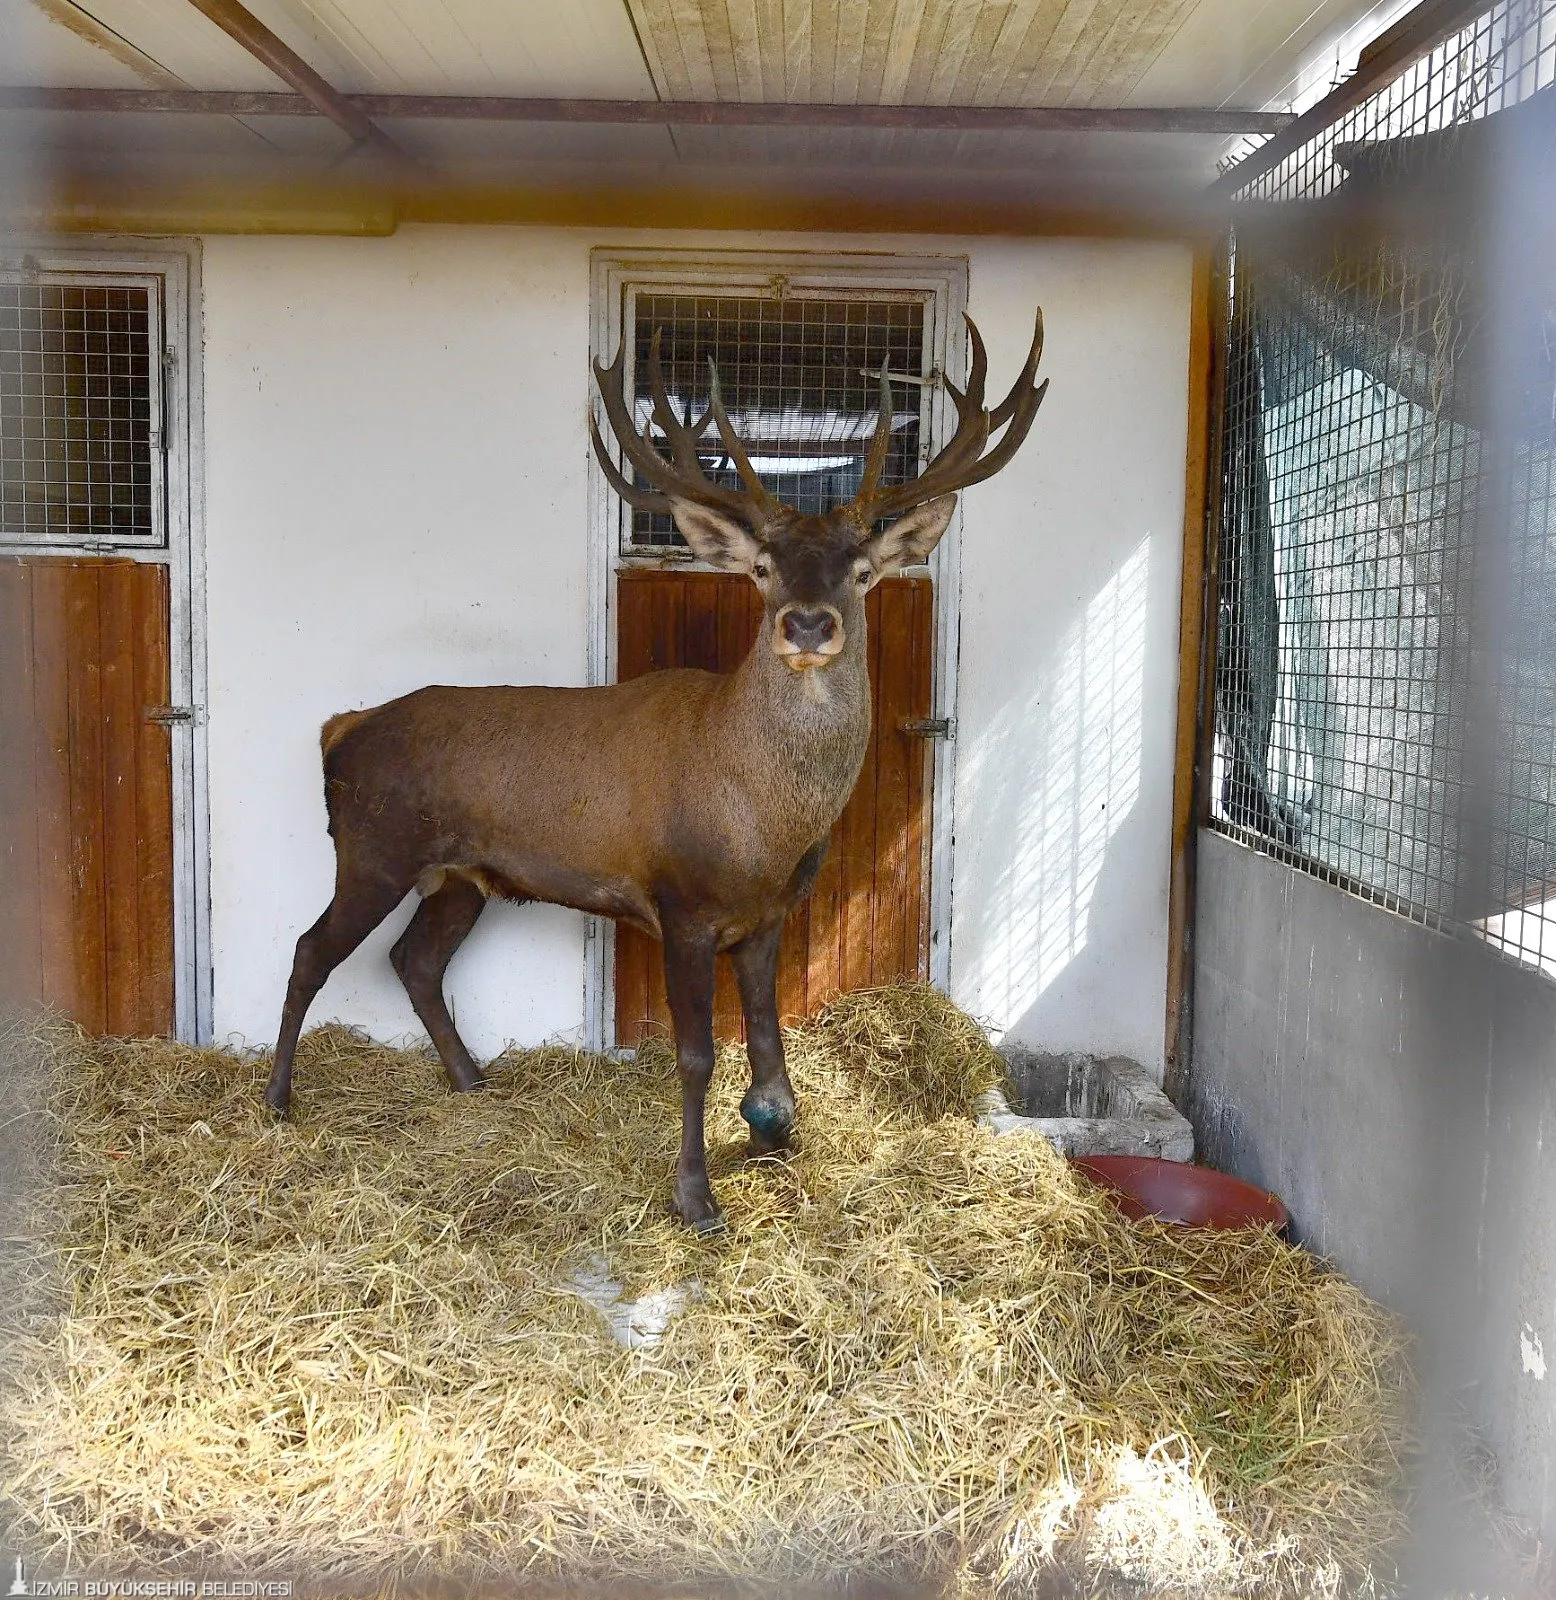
[0,987,1410,1596]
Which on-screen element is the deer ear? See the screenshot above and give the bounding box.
[668,497,764,571]
[860,495,957,574]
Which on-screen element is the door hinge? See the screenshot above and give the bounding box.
[160,348,176,447]
[145,704,201,726]
[901,716,954,740]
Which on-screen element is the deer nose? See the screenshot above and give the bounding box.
[780,607,838,651]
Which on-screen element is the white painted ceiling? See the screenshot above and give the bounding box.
[3,0,657,93]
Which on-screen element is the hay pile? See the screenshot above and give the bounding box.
[0,987,1410,1596]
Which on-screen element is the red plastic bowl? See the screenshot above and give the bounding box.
[1072,1155,1290,1232]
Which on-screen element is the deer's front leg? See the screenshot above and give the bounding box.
[729,918,795,1153]
[660,913,723,1233]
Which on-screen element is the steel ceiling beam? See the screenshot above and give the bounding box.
[178,0,403,160]
[0,86,1290,136]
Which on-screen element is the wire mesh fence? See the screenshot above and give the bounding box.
[1211,0,1556,973]
[622,292,926,549]
[0,279,158,545]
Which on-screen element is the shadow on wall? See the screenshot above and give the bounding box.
[961,536,1153,1049]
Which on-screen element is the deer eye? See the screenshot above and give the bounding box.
[753,561,770,579]
[855,567,872,586]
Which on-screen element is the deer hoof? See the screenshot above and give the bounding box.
[262,1085,291,1120]
[740,1087,795,1151]
[671,1176,725,1235]
[447,1065,486,1094]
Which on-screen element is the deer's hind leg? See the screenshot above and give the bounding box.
[661,911,723,1233]
[266,867,412,1116]
[390,874,487,1093]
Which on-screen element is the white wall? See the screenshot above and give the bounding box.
[955,240,1192,1069]
[201,226,1191,1071]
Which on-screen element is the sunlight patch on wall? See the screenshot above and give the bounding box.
[966,537,1151,1033]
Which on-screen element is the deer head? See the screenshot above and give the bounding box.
[591,312,1048,671]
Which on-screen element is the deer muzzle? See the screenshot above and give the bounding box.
[774,604,845,669]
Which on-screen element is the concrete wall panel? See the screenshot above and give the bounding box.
[1192,827,1556,1546]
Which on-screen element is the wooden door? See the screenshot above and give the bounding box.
[0,557,175,1036]
[613,568,935,1046]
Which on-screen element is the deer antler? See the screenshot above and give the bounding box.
[590,332,777,525]
[845,311,1048,525]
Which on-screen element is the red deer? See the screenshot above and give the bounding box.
[265,313,1047,1231]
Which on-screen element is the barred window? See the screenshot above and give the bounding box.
[621,291,927,550]
[0,276,163,546]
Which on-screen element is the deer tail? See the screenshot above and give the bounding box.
[320,707,372,762]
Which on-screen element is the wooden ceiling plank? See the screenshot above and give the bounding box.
[809,0,839,103]
[623,0,695,99]
[1026,0,1120,102]
[1031,0,1120,101]
[674,0,727,98]
[783,0,812,102]
[719,0,764,99]
[851,0,897,107]
[1051,0,1166,103]
[697,0,743,100]
[755,0,786,101]
[673,0,713,100]
[831,0,871,102]
[1085,0,1202,104]
[976,0,1051,106]
[944,0,1008,104]
[879,0,929,104]
[900,0,957,104]
[920,0,981,105]
[992,0,1077,108]
[647,0,709,99]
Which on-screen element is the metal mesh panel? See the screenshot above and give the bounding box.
[0,279,158,544]
[1211,0,1556,974]
[624,292,926,548]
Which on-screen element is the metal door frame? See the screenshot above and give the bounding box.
[586,246,967,1052]
[0,237,209,1043]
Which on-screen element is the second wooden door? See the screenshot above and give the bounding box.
[0,556,176,1036]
